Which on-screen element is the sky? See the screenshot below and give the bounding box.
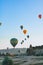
[0,0,43,49]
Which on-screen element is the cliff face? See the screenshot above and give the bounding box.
[26,45,43,56]
[0,48,27,55]
[0,45,43,56]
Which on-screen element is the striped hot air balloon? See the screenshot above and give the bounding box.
[10,38,18,47]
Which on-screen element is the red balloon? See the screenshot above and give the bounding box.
[38,14,42,19]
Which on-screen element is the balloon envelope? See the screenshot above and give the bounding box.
[21,42,23,44]
[22,40,24,43]
[27,35,29,38]
[10,38,18,47]
[20,25,23,30]
[0,22,2,26]
[23,29,27,34]
[38,14,42,19]
[21,40,24,44]
[21,41,24,44]
[25,38,26,40]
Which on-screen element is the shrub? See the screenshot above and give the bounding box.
[2,56,14,65]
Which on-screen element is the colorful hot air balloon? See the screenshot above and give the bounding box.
[10,38,18,47]
[20,25,23,30]
[27,35,29,38]
[23,29,27,34]
[38,14,42,19]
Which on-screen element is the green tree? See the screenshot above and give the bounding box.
[2,56,14,65]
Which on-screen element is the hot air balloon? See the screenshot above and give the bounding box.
[27,35,29,38]
[10,38,18,47]
[23,29,27,34]
[25,38,26,40]
[21,42,23,44]
[0,22,2,26]
[38,14,42,19]
[21,41,23,44]
[22,40,24,43]
[20,25,23,30]
[21,40,24,44]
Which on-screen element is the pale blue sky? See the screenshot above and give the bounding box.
[0,0,43,49]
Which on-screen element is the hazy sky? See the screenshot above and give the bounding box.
[0,0,43,49]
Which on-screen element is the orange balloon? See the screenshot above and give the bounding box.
[23,30,27,34]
